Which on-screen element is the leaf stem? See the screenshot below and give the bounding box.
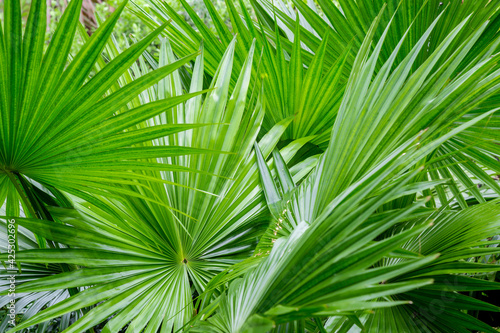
[4,170,39,219]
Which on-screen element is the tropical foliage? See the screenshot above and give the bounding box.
[1,0,500,332]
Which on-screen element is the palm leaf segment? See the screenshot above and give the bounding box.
[0,205,80,333]
[135,0,500,144]
[2,0,500,332]
[0,31,315,332]
[0,0,206,215]
[186,6,500,332]
[135,0,500,207]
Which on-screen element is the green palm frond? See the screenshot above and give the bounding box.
[2,0,500,332]
[184,6,500,332]
[0,203,79,333]
[190,150,438,332]
[0,0,207,214]
[0,33,314,332]
[136,0,500,144]
[326,200,500,333]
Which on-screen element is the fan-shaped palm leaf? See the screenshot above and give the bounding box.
[0,0,207,220]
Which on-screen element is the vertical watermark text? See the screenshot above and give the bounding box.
[6,218,16,327]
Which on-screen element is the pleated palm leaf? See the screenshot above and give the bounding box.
[133,0,500,147]
[255,5,500,229]
[190,176,438,332]
[130,0,350,143]
[324,200,500,333]
[253,0,500,70]
[0,174,88,332]
[250,0,500,201]
[0,32,317,332]
[0,0,207,224]
[254,148,500,332]
[185,9,500,332]
[0,205,80,333]
[2,1,500,332]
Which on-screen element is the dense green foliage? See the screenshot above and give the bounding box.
[1,0,500,332]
